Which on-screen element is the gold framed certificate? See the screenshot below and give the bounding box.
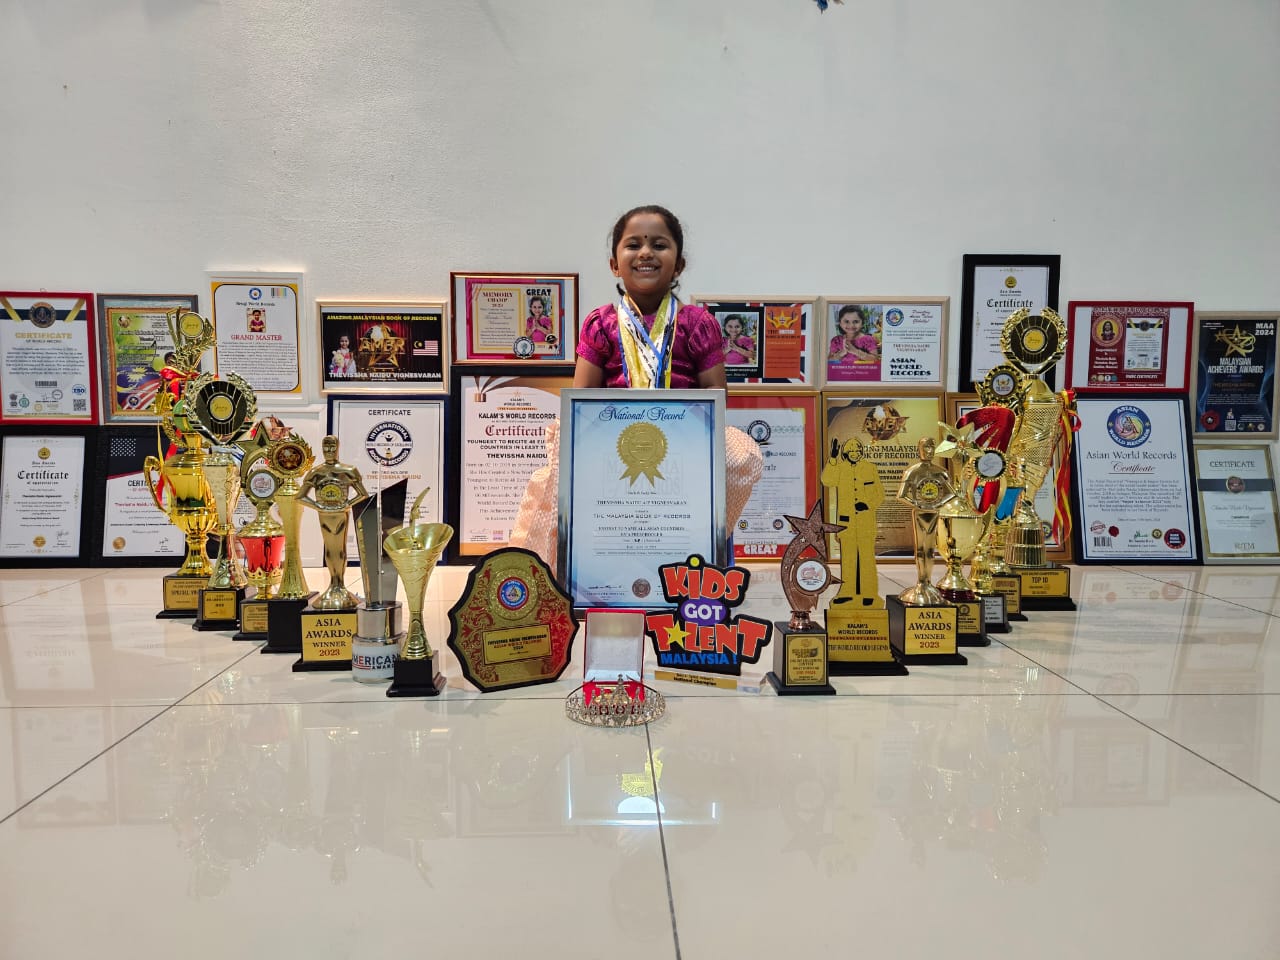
[1194,443,1280,564]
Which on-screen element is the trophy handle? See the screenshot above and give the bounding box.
[142,455,165,511]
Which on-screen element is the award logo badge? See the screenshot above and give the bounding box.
[446,547,576,692]
[260,433,318,654]
[349,478,408,683]
[767,501,838,694]
[887,436,966,665]
[1001,308,1078,610]
[384,489,453,696]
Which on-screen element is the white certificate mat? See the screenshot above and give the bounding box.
[726,394,816,560]
[1194,444,1280,563]
[0,434,86,558]
[559,389,727,609]
[210,273,304,394]
[1073,397,1199,562]
[0,292,96,423]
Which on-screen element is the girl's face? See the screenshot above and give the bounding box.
[530,299,545,318]
[610,213,684,305]
[725,317,743,337]
[339,335,350,348]
[839,311,864,336]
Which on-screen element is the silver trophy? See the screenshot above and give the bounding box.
[350,478,409,683]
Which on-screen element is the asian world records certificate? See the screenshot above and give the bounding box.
[1194,445,1280,562]
[559,390,726,608]
[0,435,85,558]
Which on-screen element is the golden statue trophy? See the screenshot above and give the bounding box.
[384,489,453,697]
[888,435,965,665]
[182,372,258,631]
[260,433,317,655]
[142,309,218,618]
[1001,308,1077,610]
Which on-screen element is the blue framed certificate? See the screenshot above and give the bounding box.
[558,389,727,609]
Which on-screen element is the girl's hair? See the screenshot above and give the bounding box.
[609,205,685,261]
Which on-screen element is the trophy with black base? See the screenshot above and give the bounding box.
[766,500,838,695]
[231,417,292,640]
[292,436,369,672]
[384,490,453,697]
[1001,309,1077,610]
[349,478,408,684]
[261,434,317,654]
[976,364,1029,622]
[888,436,966,665]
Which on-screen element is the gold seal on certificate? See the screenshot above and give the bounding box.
[617,422,668,485]
[446,547,576,692]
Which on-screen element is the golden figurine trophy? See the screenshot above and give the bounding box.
[142,309,218,619]
[182,372,258,631]
[1000,308,1077,610]
[384,489,453,697]
[887,435,965,665]
[260,433,317,655]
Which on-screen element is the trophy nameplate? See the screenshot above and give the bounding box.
[980,592,1010,633]
[991,573,1025,620]
[233,596,271,641]
[952,600,991,647]
[262,593,318,655]
[887,595,966,665]
[1018,567,1074,609]
[293,609,358,672]
[767,501,840,694]
[446,547,576,692]
[161,576,208,615]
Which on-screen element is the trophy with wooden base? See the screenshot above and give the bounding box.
[261,434,317,654]
[766,500,838,695]
[384,490,453,697]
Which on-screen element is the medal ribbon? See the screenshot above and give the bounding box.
[1051,389,1081,545]
[616,293,679,388]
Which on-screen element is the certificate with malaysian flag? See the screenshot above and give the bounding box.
[318,300,447,393]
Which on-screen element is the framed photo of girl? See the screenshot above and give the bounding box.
[450,271,578,364]
[96,293,200,423]
[958,255,1060,391]
[1189,311,1278,438]
[1065,300,1194,393]
[318,300,448,394]
[822,297,947,391]
[691,296,818,388]
[0,291,99,425]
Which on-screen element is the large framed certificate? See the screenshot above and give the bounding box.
[327,396,448,559]
[1071,395,1200,563]
[822,392,944,560]
[0,291,97,425]
[209,271,304,396]
[958,255,1060,390]
[92,427,185,565]
[726,391,819,560]
[1191,312,1278,438]
[1066,301,1194,392]
[558,389,727,609]
[451,272,578,364]
[820,297,947,391]
[691,296,819,387]
[0,428,95,565]
[95,294,201,422]
[1194,444,1280,564]
[318,300,447,393]
[449,367,574,560]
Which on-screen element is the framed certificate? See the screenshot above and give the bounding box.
[726,391,820,560]
[318,300,447,393]
[0,428,95,565]
[958,255,1060,391]
[451,272,578,364]
[1194,444,1280,564]
[327,395,448,560]
[95,294,201,423]
[820,297,947,391]
[1191,312,1278,438]
[1071,394,1200,564]
[558,389,727,609]
[448,367,574,560]
[0,291,98,425]
[945,391,1072,561]
[691,296,819,387]
[822,392,944,560]
[1066,301,1193,392]
[209,271,304,396]
[92,427,185,565]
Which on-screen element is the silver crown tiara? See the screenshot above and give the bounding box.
[565,676,666,727]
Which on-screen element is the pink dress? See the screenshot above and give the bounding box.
[723,335,754,365]
[526,315,552,343]
[576,304,724,386]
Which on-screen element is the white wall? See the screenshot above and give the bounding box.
[2,0,1278,399]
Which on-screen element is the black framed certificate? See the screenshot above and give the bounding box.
[1071,395,1200,564]
[959,255,1060,390]
[691,296,819,387]
[1194,444,1280,564]
[558,389,727,609]
[318,300,448,393]
[92,427,185,565]
[0,428,95,566]
[1191,312,1278,438]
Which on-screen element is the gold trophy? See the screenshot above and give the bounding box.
[259,433,317,655]
[230,416,293,641]
[820,437,884,608]
[384,489,453,697]
[975,366,1029,620]
[766,500,840,694]
[1000,308,1077,610]
[955,403,1019,634]
[183,372,258,630]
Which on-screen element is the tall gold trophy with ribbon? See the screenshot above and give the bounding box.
[384,489,453,697]
[1000,308,1077,610]
[141,310,218,619]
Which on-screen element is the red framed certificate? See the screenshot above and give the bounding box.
[0,291,98,425]
[451,272,578,364]
[1066,301,1193,393]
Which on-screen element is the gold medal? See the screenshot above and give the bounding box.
[618,422,668,485]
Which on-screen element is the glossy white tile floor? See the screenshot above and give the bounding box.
[2,562,1280,958]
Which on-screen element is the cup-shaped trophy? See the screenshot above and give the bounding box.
[350,478,409,683]
[143,429,217,618]
[384,490,454,697]
[259,435,317,655]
